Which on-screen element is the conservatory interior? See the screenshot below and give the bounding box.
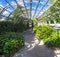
[0,0,60,57]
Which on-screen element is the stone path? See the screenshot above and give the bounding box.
[13,29,59,57]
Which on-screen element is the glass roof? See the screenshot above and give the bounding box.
[0,0,52,20]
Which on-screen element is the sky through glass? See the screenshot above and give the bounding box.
[0,0,52,19]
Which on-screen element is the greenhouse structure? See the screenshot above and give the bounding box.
[0,0,60,57]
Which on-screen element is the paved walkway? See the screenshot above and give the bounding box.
[13,29,58,57]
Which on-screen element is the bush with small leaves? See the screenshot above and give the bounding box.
[0,32,25,57]
[36,25,54,40]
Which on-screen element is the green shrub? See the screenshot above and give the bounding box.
[36,25,60,48]
[0,21,27,33]
[36,25,54,40]
[44,31,60,48]
[0,32,25,57]
[3,39,19,57]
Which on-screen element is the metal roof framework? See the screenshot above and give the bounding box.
[38,2,60,21]
[35,0,60,22]
[0,0,52,20]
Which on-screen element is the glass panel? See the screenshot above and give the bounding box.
[2,10,10,16]
[0,0,52,18]
[0,0,7,8]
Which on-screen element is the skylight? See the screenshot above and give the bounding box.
[0,0,52,20]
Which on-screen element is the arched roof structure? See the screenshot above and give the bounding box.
[0,0,55,20]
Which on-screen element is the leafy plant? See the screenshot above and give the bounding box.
[0,32,25,57]
[0,21,27,33]
[36,25,60,48]
[3,39,19,57]
[36,25,54,40]
[44,31,60,48]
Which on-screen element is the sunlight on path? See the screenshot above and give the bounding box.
[13,29,60,57]
[54,49,60,57]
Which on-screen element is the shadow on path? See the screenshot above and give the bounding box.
[13,29,57,57]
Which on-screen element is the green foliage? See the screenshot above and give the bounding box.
[50,6,56,12]
[56,0,60,8]
[56,18,60,23]
[36,25,60,48]
[10,5,26,23]
[44,31,60,48]
[50,0,60,23]
[33,19,38,32]
[39,0,60,23]
[0,5,27,57]
[34,19,38,26]
[0,32,24,57]
[50,0,55,3]
[3,39,19,57]
[0,55,2,57]
[36,25,54,40]
[0,21,27,33]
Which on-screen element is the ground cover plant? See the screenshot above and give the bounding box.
[36,25,54,39]
[0,32,25,57]
[44,30,60,48]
